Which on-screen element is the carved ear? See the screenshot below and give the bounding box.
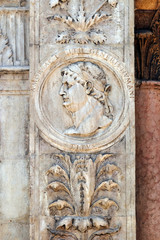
[104,84,111,92]
[85,81,93,94]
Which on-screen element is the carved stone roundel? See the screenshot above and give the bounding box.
[32,48,132,152]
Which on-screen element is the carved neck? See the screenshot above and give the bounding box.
[72,96,103,129]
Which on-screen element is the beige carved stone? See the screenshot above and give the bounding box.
[0,6,29,66]
[30,0,135,240]
[0,29,13,66]
[59,61,113,136]
[48,0,118,45]
[32,48,132,152]
[0,0,136,240]
[46,153,121,239]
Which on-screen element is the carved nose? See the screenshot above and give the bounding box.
[59,85,66,96]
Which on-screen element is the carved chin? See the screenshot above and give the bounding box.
[63,101,70,106]
[63,101,71,110]
[62,102,78,112]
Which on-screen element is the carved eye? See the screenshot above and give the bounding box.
[62,71,68,76]
[67,83,72,89]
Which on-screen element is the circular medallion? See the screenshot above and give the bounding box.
[32,48,133,152]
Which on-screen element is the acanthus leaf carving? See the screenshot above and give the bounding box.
[46,153,122,239]
[49,200,74,212]
[91,197,119,211]
[88,226,120,240]
[97,163,122,179]
[94,180,120,196]
[48,228,78,240]
[46,164,70,182]
[47,0,118,45]
[47,181,71,195]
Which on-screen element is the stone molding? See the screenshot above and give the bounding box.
[136,80,160,90]
[135,0,159,10]
[0,7,29,12]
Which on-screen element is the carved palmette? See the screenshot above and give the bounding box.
[47,0,118,44]
[46,153,121,239]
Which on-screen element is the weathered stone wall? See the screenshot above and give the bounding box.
[0,0,30,239]
[1,79,160,240]
[0,71,29,240]
[29,0,135,239]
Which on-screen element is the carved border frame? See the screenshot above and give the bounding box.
[31,47,134,153]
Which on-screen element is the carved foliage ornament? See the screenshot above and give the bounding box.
[32,48,132,152]
[0,29,13,66]
[47,0,118,44]
[46,153,121,240]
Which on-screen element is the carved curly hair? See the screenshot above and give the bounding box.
[61,62,113,118]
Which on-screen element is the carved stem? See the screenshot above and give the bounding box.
[81,232,88,240]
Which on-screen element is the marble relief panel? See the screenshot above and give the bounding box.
[30,0,135,240]
[0,7,29,67]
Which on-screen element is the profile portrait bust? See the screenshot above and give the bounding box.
[59,61,113,137]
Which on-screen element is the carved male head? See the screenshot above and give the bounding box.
[59,61,113,136]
